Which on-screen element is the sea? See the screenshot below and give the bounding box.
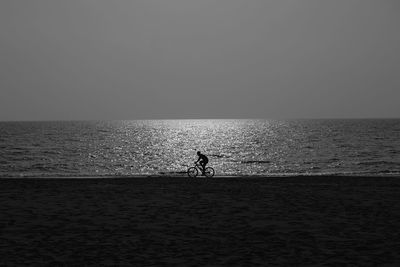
[1,119,400,178]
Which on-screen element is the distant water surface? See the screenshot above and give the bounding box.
[1,119,399,177]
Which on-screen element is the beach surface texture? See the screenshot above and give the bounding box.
[1,176,400,266]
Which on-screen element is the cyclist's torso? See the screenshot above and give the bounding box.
[199,154,208,163]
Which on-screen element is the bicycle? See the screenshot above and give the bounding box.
[187,162,215,178]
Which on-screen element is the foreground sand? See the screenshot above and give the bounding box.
[1,176,400,266]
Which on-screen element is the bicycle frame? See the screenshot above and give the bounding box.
[187,162,215,178]
[196,162,211,174]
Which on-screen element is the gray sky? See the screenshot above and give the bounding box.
[1,0,399,120]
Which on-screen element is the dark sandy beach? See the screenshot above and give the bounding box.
[1,176,400,266]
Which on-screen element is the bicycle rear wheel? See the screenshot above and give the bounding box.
[204,167,215,178]
[187,167,198,178]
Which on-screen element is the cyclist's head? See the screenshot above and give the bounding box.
[197,151,201,155]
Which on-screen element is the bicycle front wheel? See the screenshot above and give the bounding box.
[204,167,215,178]
[187,167,198,178]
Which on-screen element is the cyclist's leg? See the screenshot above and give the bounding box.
[200,161,205,174]
[203,161,208,174]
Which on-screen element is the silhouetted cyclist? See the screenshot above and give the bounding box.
[195,151,209,175]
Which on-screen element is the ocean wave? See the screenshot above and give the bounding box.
[241,160,270,164]
[356,160,400,166]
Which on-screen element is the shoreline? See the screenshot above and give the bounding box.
[1,173,400,179]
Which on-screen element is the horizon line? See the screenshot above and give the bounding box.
[1,117,399,122]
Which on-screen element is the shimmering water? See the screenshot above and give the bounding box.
[1,119,400,177]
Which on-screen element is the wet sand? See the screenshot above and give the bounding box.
[1,176,400,266]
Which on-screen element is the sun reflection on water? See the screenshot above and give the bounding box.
[1,119,400,177]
